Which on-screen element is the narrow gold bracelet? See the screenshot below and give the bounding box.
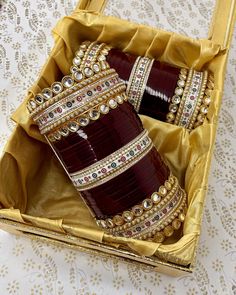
[166,68,188,123]
[127,56,154,112]
[174,69,194,125]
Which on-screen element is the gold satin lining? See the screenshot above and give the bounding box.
[0,8,235,266]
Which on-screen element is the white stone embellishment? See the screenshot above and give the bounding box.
[76,50,84,58]
[73,57,81,66]
[73,71,83,81]
[78,117,89,126]
[68,121,79,132]
[35,94,44,104]
[42,88,53,100]
[108,99,117,109]
[62,76,74,88]
[93,63,100,73]
[100,104,109,114]
[89,110,100,120]
[175,87,183,96]
[51,82,63,94]
[59,127,69,137]
[84,67,93,77]
[151,193,162,204]
[29,99,37,109]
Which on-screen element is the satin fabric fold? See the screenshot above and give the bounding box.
[0,10,231,265]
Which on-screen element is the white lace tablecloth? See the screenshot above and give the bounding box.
[0,1,235,294]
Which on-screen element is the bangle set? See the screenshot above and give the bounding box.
[120,52,214,131]
[27,40,188,243]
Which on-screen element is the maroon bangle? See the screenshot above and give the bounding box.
[28,41,187,242]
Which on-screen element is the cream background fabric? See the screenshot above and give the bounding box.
[0,0,235,294]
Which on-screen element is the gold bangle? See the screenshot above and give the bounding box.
[29,68,115,117]
[27,41,111,115]
[127,56,154,112]
[174,69,194,125]
[168,69,214,130]
[166,68,188,123]
[102,174,178,231]
[193,74,214,129]
[187,70,208,130]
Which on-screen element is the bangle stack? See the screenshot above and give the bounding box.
[27,41,188,243]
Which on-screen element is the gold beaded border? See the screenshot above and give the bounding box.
[47,91,128,142]
[97,174,176,229]
[127,56,154,112]
[166,68,188,123]
[39,81,126,134]
[173,69,194,125]
[96,175,187,242]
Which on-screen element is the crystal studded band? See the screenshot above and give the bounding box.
[174,69,194,125]
[119,187,186,239]
[35,72,122,132]
[70,130,153,191]
[178,70,204,128]
[127,56,154,112]
[96,174,187,242]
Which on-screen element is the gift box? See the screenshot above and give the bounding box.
[0,0,235,276]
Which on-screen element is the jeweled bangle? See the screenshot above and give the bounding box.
[193,74,214,129]
[37,73,125,134]
[47,92,128,142]
[96,174,187,241]
[166,68,188,123]
[27,41,111,115]
[28,40,187,243]
[105,47,214,131]
[173,69,194,126]
[127,56,154,112]
[172,70,213,130]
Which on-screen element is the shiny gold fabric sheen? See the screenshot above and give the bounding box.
[0,7,234,266]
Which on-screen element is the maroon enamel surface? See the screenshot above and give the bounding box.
[81,147,169,218]
[53,102,143,173]
[52,101,169,219]
[107,49,180,121]
[49,48,180,219]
